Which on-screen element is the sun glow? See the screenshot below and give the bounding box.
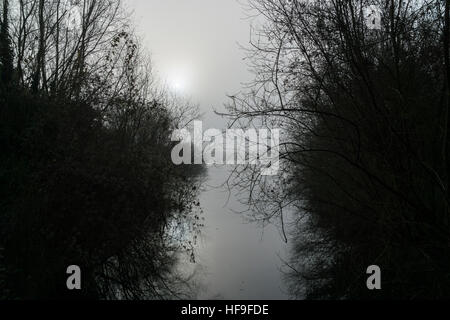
[165,64,192,94]
[171,76,187,92]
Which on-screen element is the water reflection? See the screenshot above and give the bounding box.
[184,166,290,299]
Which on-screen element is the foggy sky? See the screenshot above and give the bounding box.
[126,0,290,299]
[126,0,255,128]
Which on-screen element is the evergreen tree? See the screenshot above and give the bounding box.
[0,0,13,86]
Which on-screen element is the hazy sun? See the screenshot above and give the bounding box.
[165,64,192,94]
[171,76,186,92]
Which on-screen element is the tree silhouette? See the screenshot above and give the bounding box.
[0,0,13,86]
[227,0,450,299]
[0,0,203,300]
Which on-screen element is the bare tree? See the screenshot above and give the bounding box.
[227,0,450,298]
[1,0,202,300]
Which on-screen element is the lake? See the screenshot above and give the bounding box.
[184,166,291,299]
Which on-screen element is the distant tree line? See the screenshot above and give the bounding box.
[228,0,450,299]
[0,0,203,299]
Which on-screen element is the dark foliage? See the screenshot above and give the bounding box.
[228,0,450,299]
[0,0,13,86]
[0,0,204,299]
[0,86,203,299]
